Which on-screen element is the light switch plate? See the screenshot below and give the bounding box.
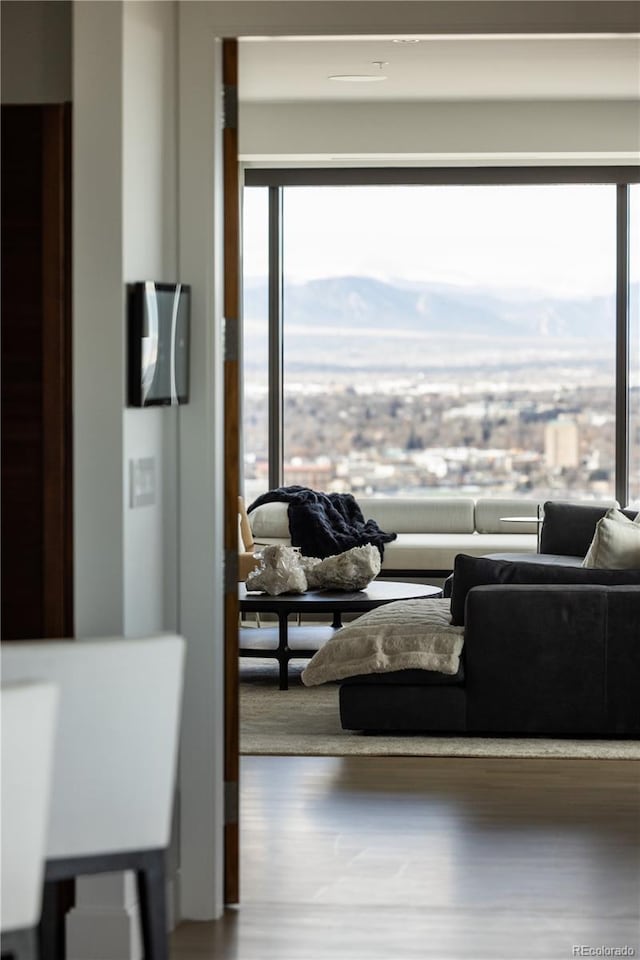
[130,456,156,508]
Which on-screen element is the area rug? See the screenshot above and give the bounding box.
[240,662,640,760]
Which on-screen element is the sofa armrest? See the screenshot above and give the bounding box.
[464,584,608,734]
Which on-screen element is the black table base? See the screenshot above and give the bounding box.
[239,580,442,690]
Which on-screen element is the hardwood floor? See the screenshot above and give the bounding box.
[172,756,640,960]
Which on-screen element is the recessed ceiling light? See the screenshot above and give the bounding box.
[392,39,420,44]
[329,60,388,82]
[328,74,387,82]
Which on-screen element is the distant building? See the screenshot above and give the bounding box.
[284,460,333,490]
[545,419,579,468]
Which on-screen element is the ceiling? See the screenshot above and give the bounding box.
[239,35,640,101]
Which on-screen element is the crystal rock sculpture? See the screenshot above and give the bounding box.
[245,542,381,595]
[303,543,381,591]
[245,544,308,595]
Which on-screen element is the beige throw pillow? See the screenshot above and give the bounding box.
[301,597,464,687]
[582,508,640,569]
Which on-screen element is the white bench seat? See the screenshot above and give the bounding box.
[248,496,617,577]
[380,532,537,572]
[249,497,543,576]
[252,531,538,575]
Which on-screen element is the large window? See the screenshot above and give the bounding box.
[242,170,638,505]
[242,187,269,502]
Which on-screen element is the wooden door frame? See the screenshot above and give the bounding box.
[222,37,241,905]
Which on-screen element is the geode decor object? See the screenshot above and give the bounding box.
[245,542,381,595]
[245,544,307,595]
[303,543,381,591]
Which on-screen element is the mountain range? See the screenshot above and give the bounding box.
[242,275,635,373]
[243,275,630,340]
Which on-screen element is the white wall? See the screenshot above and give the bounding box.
[72,0,220,931]
[74,0,178,640]
[121,2,181,929]
[73,1,181,954]
[240,99,640,165]
[176,10,225,923]
[69,0,220,934]
[123,0,179,637]
[1,0,71,103]
[74,0,126,637]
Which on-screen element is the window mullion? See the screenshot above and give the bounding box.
[616,184,630,507]
[268,185,283,489]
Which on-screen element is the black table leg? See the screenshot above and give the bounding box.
[278,612,289,690]
[38,880,66,960]
[136,850,168,960]
[331,612,343,629]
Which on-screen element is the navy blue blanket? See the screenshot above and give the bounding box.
[247,486,397,560]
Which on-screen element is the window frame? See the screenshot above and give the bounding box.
[244,166,640,505]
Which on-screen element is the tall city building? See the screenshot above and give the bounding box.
[545,419,580,468]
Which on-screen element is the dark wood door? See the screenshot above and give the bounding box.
[223,39,241,904]
[1,104,73,641]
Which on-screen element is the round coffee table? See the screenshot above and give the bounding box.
[239,580,443,690]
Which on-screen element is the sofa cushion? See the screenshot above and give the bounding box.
[252,534,539,572]
[450,553,640,626]
[583,508,640,569]
[485,552,583,566]
[357,497,475,534]
[538,500,621,557]
[380,533,537,571]
[301,597,463,686]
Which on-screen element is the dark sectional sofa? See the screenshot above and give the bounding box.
[339,502,640,737]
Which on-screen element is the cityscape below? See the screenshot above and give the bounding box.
[242,275,640,506]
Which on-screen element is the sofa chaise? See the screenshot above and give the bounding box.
[339,502,640,737]
[340,580,640,737]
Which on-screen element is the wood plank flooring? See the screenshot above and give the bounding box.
[172,756,640,960]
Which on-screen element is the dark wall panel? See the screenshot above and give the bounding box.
[1,104,73,640]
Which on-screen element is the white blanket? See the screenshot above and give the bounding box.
[301,597,464,687]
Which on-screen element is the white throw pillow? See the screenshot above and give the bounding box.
[301,597,464,687]
[248,502,291,539]
[582,508,640,569]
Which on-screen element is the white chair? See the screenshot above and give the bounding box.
[1,635,185,960]
[1,682,59,960]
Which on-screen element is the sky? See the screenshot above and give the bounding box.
[244,183,640,299]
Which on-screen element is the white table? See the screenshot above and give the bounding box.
[499,515,543,549]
